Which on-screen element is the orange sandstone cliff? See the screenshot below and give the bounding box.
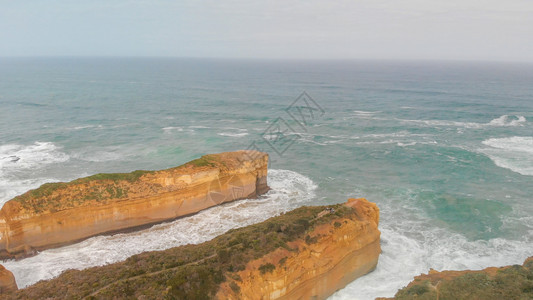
[0,150,268,259]
[8,198,380,299]
[0,265,17,294]
[217,198,381,300]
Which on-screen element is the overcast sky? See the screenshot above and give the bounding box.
[1,0,532,61]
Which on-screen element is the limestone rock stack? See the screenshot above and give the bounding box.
[0,150,268,259]
[217,198,381,300]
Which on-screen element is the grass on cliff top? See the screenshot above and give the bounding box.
[394,260,533,300]
[18,170,153,199]
[81,170,155,183]
[12,203,354,299]
[12,170,154,212]
[187,155,219,168]
[11,155,226,213]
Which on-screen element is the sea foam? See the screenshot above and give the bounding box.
[0,142,69,174]
[488,115,527,127]
[397,115,527,129]
[217,132,249,137]
[331,197,533,300]
[0,142,69,206]
[331,226,532,300]
[481,136,533,176]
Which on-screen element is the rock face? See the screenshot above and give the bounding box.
[384,256,533,300]
[9,198,380,299]
[0,265,17,294]
[217,198,381,300]
[0,150,269,259]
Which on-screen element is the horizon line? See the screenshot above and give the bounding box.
[1,56,533,64]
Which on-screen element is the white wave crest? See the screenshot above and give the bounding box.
[217,128,249,138]
[331,224,532,300]
[401,119,484,129]
[398,115,527,129]
[351,110,382,120]
[397,142,417,147]
[71,125,96,130]
[353,110,381,115]
[1,169,317,288]
[163,126,186,133]
[488,115,527,127]
[481,136,533,176]
[217,132,249,137]
[0,142,69,175]
[0,142,69,206]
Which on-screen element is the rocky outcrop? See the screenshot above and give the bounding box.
[8,198,380,299]
[217,198,381,300]
[0,265,17,294]
[0,150,269,259]
[383,256,533,300]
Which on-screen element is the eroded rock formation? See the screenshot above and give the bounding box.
[0,150,268,259]
[8,198,381,299]
[217,198,381,300]
[382,256,533,300]
[0,265,17,294]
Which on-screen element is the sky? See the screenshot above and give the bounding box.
[1,0,532,61]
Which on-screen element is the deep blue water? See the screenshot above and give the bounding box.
[1,58,532,299]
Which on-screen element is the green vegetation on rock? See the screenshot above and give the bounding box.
[10,204,353,299]
[81,170,154,183]
[6,153,245,214]
[394,259,533,300]
[11,169,155,213]
[188,155,218,167]
[258,263,276,274]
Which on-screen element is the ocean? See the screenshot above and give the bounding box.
[0,58,532,299]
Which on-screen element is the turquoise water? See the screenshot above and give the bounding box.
[1,58,532,299]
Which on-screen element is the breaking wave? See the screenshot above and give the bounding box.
[0,142,69,206]
[481,136,533,176]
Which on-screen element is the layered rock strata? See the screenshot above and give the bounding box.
[217,198,381,300]
[0,150,268,259]
[8,198,381,299]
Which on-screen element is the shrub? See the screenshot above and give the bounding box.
[258,263,276,275]
[229,281,240,293]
